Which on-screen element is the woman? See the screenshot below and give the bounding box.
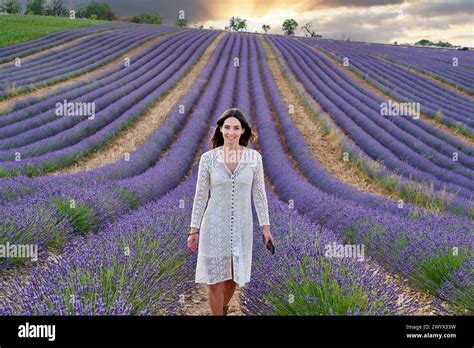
[187,108,274,316]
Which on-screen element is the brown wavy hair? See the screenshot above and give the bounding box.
[209,108,257,149]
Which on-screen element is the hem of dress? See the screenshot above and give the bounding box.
[196,277,246,287]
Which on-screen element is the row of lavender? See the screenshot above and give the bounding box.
[0,179,198,315]
[266,35,474,205]
[267,39,474,218]
[260,40,472,218]
[336,40,474,94]
[0,24,180,99]
[0,29,206,131]
[307,38,474,135]
[0,30,233,256]
[0,23,139,62]
[0,29,216,174]
[247,34,472,313]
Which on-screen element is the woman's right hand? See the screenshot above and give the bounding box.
[187,231,199,253]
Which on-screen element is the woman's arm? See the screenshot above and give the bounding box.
[190,153,210,229]
[252,152,270,227]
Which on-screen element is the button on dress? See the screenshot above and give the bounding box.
[190,146,270,287]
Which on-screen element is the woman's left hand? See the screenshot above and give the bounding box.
[262,226,274,250]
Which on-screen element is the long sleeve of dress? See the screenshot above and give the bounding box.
[252,152,270,227]
[190,153,210,229]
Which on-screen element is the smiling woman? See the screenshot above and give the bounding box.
[187,107,274,316]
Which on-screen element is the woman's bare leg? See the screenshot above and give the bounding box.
[208,282,225,315]
[223,258,237,308]
[207,258,236,315]
[223,279,236,308]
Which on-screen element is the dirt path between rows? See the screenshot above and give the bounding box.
[49,32,226,176]
[259,35,400,200]
[0,30,114,68]
[299,39,474,147]
[175,284,243,316]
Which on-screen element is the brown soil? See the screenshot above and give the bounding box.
[0,30,114,68]
[303,41,474,147]
[175,284,243,316]
[259,35,399,200]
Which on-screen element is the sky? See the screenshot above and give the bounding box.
[27,0,474,46]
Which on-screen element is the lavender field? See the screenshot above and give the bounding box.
[0,20,472,318]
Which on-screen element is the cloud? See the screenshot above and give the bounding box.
[307,9,406,43]
[294,0,404,11]
[19,0,472,46]
[404,0,474,18]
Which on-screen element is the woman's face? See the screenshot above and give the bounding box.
[221,117,245,146]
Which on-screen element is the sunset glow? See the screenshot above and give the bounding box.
[194,0,473,46]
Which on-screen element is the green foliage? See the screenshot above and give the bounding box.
[414,39,453,48]
[25,0,45,15]
[0,167,8,178]
[130,13,163,24]
[0,14,110,48]
[413,250,472,312]
[45,0,68,17]
[415,252,465,293]
[48,197,96,235]
[112,188,140,210]
[229,16,247,31]
[0,0,21,14]
[262,24,270,33]
[175,18,187,28]
[76,1,116,21]
[24,164,41,177]
[282,18,298,36]
[264,256,386,315]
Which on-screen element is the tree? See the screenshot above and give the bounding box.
[25,0,45,15]
[45,0,68,17]
[176,18,187,28]
[229,16,247,31]
[301,23,322,38]
[262,24,270,33]
[77,2,116,20]
[282,18,298,36]
[414,39,431,46]
[0,0,21,13]
[414,39,453,48]
[130,13,162,24]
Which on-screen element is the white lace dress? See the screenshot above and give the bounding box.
[190,146,270,287]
